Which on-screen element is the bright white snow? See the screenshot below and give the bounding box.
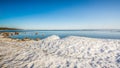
[0,35,120,68]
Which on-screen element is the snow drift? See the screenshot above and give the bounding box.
[0,35,120,68]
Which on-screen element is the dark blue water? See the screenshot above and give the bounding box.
[0,30,120,39]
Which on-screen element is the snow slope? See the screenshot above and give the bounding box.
[0,35,120,68]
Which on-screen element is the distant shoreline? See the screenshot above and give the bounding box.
[0,27,120,31]
[0,27,21,30]
[0,29,120,32]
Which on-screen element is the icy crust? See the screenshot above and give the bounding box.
[0,35,120,68]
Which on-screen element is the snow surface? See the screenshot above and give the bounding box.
[0,35,120,68]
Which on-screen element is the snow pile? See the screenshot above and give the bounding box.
[0,35,120,68]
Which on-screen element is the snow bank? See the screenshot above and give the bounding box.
[0,35,120,68]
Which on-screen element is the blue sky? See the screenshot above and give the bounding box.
[0,0,120,29]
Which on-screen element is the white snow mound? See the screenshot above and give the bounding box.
[0,35,120,68]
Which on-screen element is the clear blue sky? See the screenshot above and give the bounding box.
[0,0,120,30]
